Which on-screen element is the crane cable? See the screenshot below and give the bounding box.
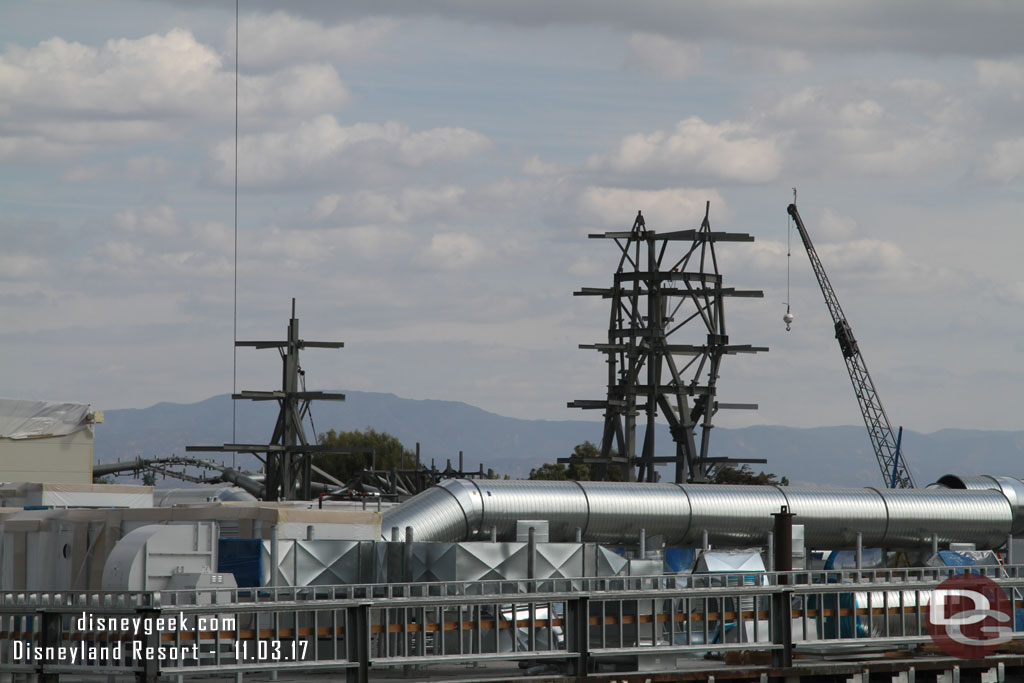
[231,0,239,467]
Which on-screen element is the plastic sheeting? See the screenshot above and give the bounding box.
[0,399,91,440]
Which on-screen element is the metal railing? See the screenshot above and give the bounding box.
[2,566,1024,681]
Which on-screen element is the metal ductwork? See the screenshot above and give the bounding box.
[382,476,1024,550]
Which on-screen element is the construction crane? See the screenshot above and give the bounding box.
[786,201,914,488]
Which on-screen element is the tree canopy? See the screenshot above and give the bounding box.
[314,427,414,484]
[528,441,622,481]
[710,464,789,486]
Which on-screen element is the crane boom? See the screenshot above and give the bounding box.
[787,203,914,488]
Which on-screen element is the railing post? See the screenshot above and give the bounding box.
[38,609,60,683]
[771,506,795,669]
[567,595,590,681]
[136,607,161,683]
[346,603,370,683]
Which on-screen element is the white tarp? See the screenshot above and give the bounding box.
[0,399,92,440]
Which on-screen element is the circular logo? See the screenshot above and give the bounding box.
[926,573,1013,659]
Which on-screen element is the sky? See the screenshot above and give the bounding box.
[2,1,1023,438]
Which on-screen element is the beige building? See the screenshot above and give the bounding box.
[0,399,98,485]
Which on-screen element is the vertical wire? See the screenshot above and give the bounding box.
[232,0,239,468]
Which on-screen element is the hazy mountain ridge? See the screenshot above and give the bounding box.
[95,392,1024,487]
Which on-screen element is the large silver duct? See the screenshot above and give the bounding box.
[382,476,1024,550]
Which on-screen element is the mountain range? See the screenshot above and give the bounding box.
[95,391,1024,488]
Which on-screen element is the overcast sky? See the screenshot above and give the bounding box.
[2,1,1023,439]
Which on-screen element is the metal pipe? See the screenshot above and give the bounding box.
[527,527,536,582]
[270,524,279,587]
[404,527,414,583]
[381,476,1024,550]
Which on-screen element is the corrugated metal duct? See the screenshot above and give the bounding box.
[382,476,1024,550]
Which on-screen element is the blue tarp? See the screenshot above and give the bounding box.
[218,538,262,587]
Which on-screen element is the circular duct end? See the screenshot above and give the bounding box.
[934,474,1000,490]
[989,476,1024,536]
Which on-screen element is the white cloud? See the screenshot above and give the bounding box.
[587,116,782,183]
[993,281,1024,306]
[239,64,351,119]
[62,164,110,183]
[0,29,352,154]
[578,187,727,229]
[0,31,223,117]
[568,255,605,277]
[416,232,487,270]
[522,155,565,177]
[734,47,810,73]
[215,115,491,188]
[815,208,859,241]
[770,86,958,176]
[975,59,1024,89]
[979,138,1024,183]
[312,186,467,224]
[126,156,172,180]
[890,78,945,100]
[234,12,395,69]
[190,221,233,253]
[817,239,908,275]
[0,253,47,280]
[0,135,87,162]
[113,206,180,237]
[625,32,700,80]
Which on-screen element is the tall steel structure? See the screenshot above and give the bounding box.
[787,203,914,488]
[569,204,767,483]
[189,299,347,500]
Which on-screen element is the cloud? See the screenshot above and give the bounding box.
[126,156,172,180]
[312,186,469,225]
[975,59,1024,89]
[733,47,810,73]
[213,115,492,188]
[815,208,859,241]
[0,28,352,153]
[587,116,782,183]
[63,164,110,183]
[770,86,958,176]
[0,31,224,118]
[0,135,88,163]
[234,3,1024,59]
[521,155,565,177]
[578,187,727,229]
[979,138,1024,182]
[233,12,395,69]
[625,32,700,80]
[568,255,605,277]
[113,206,180,237]
[415,232,487,270]
[0,253,48,280]
[239,64,351,119]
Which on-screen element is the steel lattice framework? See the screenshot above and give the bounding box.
[189,299,347,500]
[568,203,767,483]
[787,203,914,488]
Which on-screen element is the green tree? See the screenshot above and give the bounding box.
[711,464,789,486]
[527,441,619,481]
[314,427,414,484]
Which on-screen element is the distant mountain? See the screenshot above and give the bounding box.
[95,391,1024,487]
